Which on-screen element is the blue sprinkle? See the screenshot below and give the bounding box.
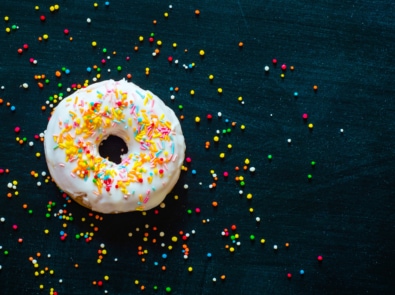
[299,269,305,275]
[294,92,298,97]
[188,64,193,69]
[191,169,196,175]
[162,254,167,259]
[225,119,229,123]
[86,67,92,72]
[169,87,174,92]
[105,1,110,6]
[10,106,16,111]
[207,253,212,258]
[65,69,70,75]
[60,231,65,236]
[154,261,159,266]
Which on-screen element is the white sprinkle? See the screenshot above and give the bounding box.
[264,65,270,72]
[87,18,91,23]
[174,59,179,64]
[273,244,278,250]
[59,279,63,283]
[287,138,292,144]
[22,83,29,89]
[100,243,105,248]
[37,182,41,187]
[169,5,173,9]
[191,230,196,234]
[217,112,222,118]
[255,217,261,222]
[340,128,344,134]
[249,167,256,172]
[0,217,5,222]
[170,95,175,100]
[183,255,188,259]
[152,52,156,57]
[29,141,34,146]
[239,190,243,195]
[183,184,189,189]
[41,171,46,176]
[212,277,217,282]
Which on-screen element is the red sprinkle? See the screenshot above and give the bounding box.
[272,58,277,65]
[287,273,292,279]
[63,29,69,35]
[40,15,46,22]
[317,255,323,262]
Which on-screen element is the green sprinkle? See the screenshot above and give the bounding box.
[57,83,62,88]
[311,161,316,167]
[153,285,158,291]
[75,234,81,239]
[4,250,9,255]
[307,174,313,180]
[250,234,255,240]
[117,66,122,71]
[150,32,155,37]
[227,128,232,133]
[165,286,171,293]
[240,181,245,187]
[267,154,272,160]
[178,105,183,110]
[187,209,192,215]
[102,48,107,53]
[45,79,50,84]
[45,213,51,218]
[230,235,236,240]
[28,209,33,214]
[61,67,66,72]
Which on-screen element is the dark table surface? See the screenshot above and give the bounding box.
[0,1,394,294]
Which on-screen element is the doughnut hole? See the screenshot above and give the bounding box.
[99,135,128,164]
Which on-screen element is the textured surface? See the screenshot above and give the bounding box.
[0,0,394,294]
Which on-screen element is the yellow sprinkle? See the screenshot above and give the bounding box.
[219,153,225,159]
[308,123,314,129]
[92,41,97,47]
[190,90,195,96]
[43,34,49,40]
[139,36,144,42]
[164,12,169,18]
[172,42,177,48]
[188,266,193,272]
[171,236,178,242]
[240,124,246,130]
[217,88,223,94]
[260,238,266,244]
[36,152,41,158]
[213,136,219,142]
[238,96,243,101]
[195,116,200,123]
[244,158,250,165]
[157,40,162,46]
[104,275,109,281]
[229,247,235,253]
[249,207,254,213]
[199,50,205,56]
[246,193,253,200]
[4,16,9,21]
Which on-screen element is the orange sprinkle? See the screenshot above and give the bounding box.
[7,193,12,198]
[55,71,61,77]
[126,73,132,79]
[285,242,290,248]
[212,201,218,207]
[195,9,200,16]
[0,99,3,104]
[161,266,166,271]
[313,85,318,91]
[134,46,139,51]
[221,275,226,280]
[41,106,46,111]
[180,115,184,120]
[23,204,28,209]
[37,82,44,89]
[140,285,145,291]
[36,252,41,257]
[238,42,244,48]
[174,87,179,92]
[6,102,10,106]
[153,20,157,25]
[235,166,240,171]
[74,263,79,268]
[243,165,248,170]
[290,65,295,71]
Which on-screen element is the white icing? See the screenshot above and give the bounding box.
[44,79,185,213]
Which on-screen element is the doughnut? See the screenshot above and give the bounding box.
[44,79,185,213]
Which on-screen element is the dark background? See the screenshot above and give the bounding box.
[0,0,394,294]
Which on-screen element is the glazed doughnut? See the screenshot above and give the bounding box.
[44,79,185,213]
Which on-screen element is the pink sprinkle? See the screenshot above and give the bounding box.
[14,126,21,133]
[126,56,130,61]
[195,208,201,214]
[0,169,4,174]
[302,113,308,120]
[223,171,229,177]
[281,64,287,71]
[317,255,323,262]
[272,58,277,65]
[12,224,18,230]
[63,29,69,35]
[186,157,192,163]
